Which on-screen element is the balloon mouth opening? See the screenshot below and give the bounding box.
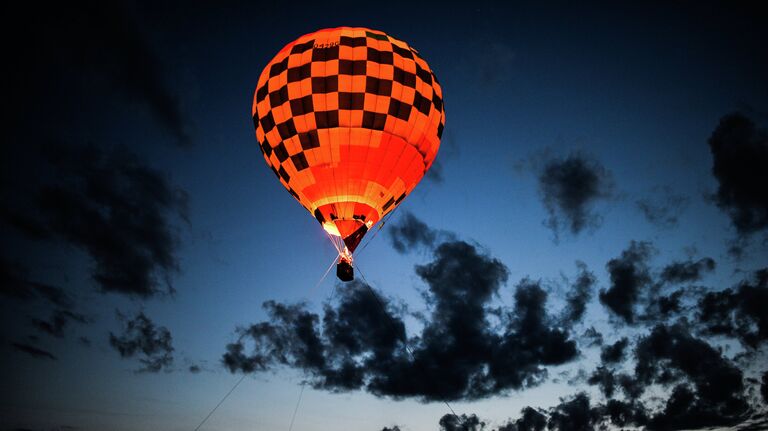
[322,222,341,237]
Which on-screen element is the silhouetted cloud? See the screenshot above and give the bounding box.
[587,366,618,398]
[439,414,485,431]
[30,309,90,338]
[708,113,768,236]
[635,324,749,429]
[560,261,595,326]
[109,311,174,372]
[6,2,189,144]
[660,257,715,284]
[3,144,187,297]
[538,152,614,239]
[636,187,689,229]
[11,342,57,360]
[762,371,768,403]
[224,240,580,401]
[546,392,600,431]
[387,212,438,254]
[0,258,72,308]
[380,427,401,431]
[425,159,445,184]
[697,268,768,349]
[496,407,547,431]
[600,337,629,364]
[599,241,654,324]
[189,365,201,373]
[580,327,603,347]
[642,289,686,322]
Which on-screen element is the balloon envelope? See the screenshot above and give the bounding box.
[252,27,445,252]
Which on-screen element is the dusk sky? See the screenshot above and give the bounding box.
[2,2,768,431]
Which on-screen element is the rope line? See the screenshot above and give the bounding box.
[287,382,306,431]
[354,203,402,258]
[192,373,246,431]
[354,264,462,425]
[193,255,338,431]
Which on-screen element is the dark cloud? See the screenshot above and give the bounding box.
[6,1,189,144]
[11,342,57,360]
[636,187,689,229]
[587,366,618,398]
[599,400,649,429]
[599,241,654,324]
[109,311,174,372]
[189,365,201,373]
[708,113,768,236]
[635,324,750,429]
[2,144,187,298]
[762,371,768,403]
[642,289,686,322]
[600,337,629,364]
[0,258,73,308]
[546,392,599,431]
[697,268,768,349]
[425,158,445,184]
[387,212,438,254]
[560,262,595,326]
[660,257,716,284]
[538,153,614,239]
[224,240,580,401]
[380,427,401,431]
[30,309,90,338]
[496,407,547,431]
[580,327,603,347]
[439,414,485,431]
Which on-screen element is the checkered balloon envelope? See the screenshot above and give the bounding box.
[252,27,445,263]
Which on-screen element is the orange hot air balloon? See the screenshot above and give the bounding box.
[252,27,445,281]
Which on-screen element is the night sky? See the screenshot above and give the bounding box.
[2,1,768,431]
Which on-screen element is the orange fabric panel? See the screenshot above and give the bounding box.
[252,27,445,243]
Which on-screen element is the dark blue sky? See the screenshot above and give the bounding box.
[2,2,767,430]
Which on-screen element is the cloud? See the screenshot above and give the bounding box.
[546,392,600,431]
[224,240,580,401]
[660,257,716,284]
[634,324,749,429]
[3,144,187,297]
[697,268,768,349]
[559,261,595,326]
[189,365,201,373]
[109,311,174,372]
[762,371,768,403]
[587,366,618,398]
[425,158,445,184]
[580,327,603,347]
[439,414,486,431]
[708,113,768,236]
[7,2,189,144]
[0,258,73,308]
[636,186,689,229]
[11,342,57,360]
[30,309,90,338]
[599,241,655,324]
[600,337,629,364]
[387,212,439,254]
[496,407,547,431]
[537,152,614,239]
[641,289,686,322]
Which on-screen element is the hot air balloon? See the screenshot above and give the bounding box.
[252,27,444,281]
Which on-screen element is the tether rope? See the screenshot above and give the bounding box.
[192,256,337,431]
[355,264,461,423]
[287,382,306,431]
